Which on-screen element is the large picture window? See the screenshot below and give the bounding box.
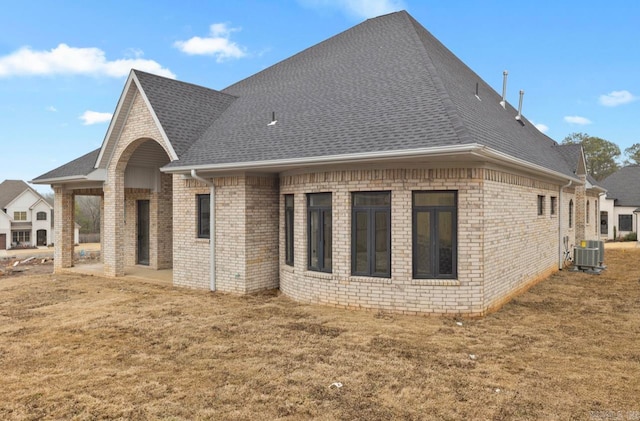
[413,191,457,279]
[285,195,294,266]
[619,214,633,232]
[352,192,391,277]
[197,194,210,239]
[307,193,332,272]
[12,231,30,244]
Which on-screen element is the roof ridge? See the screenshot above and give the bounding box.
[402,13,472,145]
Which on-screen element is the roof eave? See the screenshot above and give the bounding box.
[161,144,485,174]
[31,168,106,185]
[161,143,581,184]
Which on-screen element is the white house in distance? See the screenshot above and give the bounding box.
[600,166,640,240]
[0,180,54,249]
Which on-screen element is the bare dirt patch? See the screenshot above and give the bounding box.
[1,249,639,420]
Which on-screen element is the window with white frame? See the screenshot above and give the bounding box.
[13,211,26,221]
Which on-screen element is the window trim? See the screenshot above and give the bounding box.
[351,191,391,278]
[284,194,294,266]
[307,193,332,273]
[412,190,458,280]
[197,194,210,239]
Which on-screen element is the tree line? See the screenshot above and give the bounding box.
[562,132,640,181]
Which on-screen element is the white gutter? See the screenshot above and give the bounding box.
[162,144,485,173]
[559,179,573,269]
[190,169,216,291]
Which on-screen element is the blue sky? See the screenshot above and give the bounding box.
[1,0,638,193]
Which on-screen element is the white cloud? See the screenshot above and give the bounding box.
[533,123,549,133]
[299,0,405,19]
[46,106,57,112]
[0,44,175,79]
[80,110,113,125]
[564,115,592,125]
[174,23,247,62]
[598,90,637,107]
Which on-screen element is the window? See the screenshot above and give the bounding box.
[197,194,210,239]
[413,191,457,279]
[13,211,26,221]
[12,231,30,244]
[537,195,545,216]
[352,192,391,277]
[569,199,573,228]
[37,211,47,221]
[619,214,633,232]
[285,195,294,266]
[307,193,332,272]
[586,201,590,223]
[550,197,557,215]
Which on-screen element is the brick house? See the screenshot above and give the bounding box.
[0,180,54,249]
[600,166,640,240]
[33,11,602,315]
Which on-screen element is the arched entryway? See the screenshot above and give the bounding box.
[103,138,173,276]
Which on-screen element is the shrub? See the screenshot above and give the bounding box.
[623,232,637,241]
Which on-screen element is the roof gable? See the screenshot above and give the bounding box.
[32,148,101,183]
[0,180,39,209]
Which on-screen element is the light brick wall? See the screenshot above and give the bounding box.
[279,168,485,315]
[278,167,587,315]
[482,171,560,310]
[173,174,279,293]
[53,187,74,271]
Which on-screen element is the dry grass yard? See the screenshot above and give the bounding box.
[1,249,639,420]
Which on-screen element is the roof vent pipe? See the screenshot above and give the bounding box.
[500,70,508,108]
[515,90,524,121]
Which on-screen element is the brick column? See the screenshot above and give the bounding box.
[103,170,125,277]
[100,195,104,263]
[54,187,74,271]
[575,175,587,241]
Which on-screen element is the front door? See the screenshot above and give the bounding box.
[600,211,608,236]
[137,200,150,265]
[36,230,47,246]
[0,234,6,250]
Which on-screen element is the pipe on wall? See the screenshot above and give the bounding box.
[558,179,573,269]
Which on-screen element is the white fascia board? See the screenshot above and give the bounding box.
[161,144,485,174]
[131,72,179,161]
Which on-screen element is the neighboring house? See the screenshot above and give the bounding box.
[0,180,54,249]
[34,11,602,315]
[600,166,640,240]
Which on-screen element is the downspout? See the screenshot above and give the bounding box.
[191,169,216,291]
[559,180,573,269]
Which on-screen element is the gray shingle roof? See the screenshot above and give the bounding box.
[133,70,237,158]
[165,11,574,178]
[601,165,640,206]
[38,11,578,181]
[32,148,100,182]
[0,180,44,209]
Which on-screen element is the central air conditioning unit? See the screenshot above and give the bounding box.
[581,240,605,266]
[574,247,599,269]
